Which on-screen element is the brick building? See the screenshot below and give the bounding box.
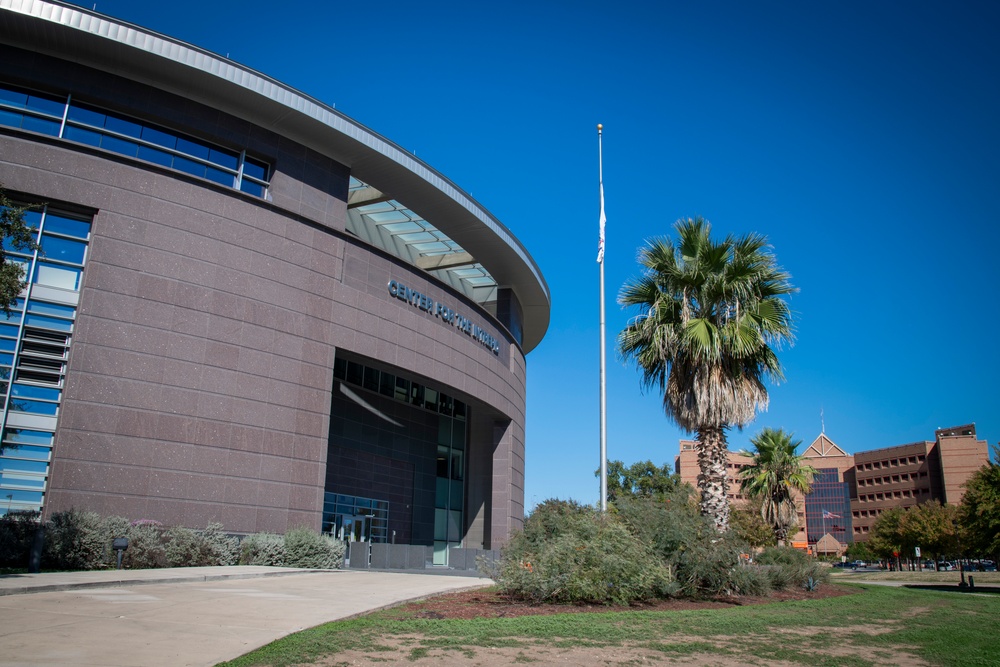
[675,424,990,553]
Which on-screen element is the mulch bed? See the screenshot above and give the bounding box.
[385,584,857,620]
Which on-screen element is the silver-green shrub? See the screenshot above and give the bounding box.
[754,546,828,590]
[202,522,239,566]
[494,499,676,605]
[283,527,345,568]
[239,532,286,566]
[122,521,168,569]
[43,509,107,570]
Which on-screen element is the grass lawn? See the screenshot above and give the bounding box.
[217,583,1000,667]
[832,569,1000,584]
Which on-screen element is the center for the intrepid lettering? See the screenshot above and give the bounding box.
[388,280,499,355]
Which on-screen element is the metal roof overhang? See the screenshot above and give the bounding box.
[0,0,550,352]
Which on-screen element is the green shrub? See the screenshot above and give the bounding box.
[0,510,40,568]
[43,509,107,570]
[163,525,211,567]
[239,533,285,566]
[122,521,168,569]
[202,522,239,566]
[755,546,828,590]
[494,499,675,605]
[283,527,345,568]
[727,563,773,596]
[615,493,750,598]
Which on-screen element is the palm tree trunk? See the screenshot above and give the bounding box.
[696,426,730,532]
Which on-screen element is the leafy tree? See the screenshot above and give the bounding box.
[844,540,876,563]
[737,428,815,546]
[868,506,907,560]
[599,459,681,503]
[959,445,1000,560]
[730,496,777,549]
[0,184,39,314]
[899,501,961,567]
[617,218,795,531]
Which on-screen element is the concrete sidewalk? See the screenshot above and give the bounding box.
[0,567,491,667]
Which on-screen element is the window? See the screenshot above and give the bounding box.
[0,203,91,516]
[0,82,271,198]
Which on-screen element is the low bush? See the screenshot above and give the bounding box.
[284,527,345,568]
[202,522,239,566]
[43,509,107,570]
[239,532,285,566]
[755,546,828,590]
[494,499,676,605]
[615,493,751,597]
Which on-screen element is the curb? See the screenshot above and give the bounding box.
[0,567,331,597]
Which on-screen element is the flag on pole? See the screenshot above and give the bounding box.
[596,181,606,263]
[822,510,841,519]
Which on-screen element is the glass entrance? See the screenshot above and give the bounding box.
[343,514,370,543]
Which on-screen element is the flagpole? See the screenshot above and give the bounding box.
[597,123,607,512]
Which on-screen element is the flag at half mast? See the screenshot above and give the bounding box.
[596,181,606,263]
[596,124,606,264]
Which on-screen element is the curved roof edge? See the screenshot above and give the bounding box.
[0,0,550,351]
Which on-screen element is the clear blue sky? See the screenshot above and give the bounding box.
[71,1,1000,508]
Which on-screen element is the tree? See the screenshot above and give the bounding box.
[737,428,815,546]
[729,496,777,549]
[899,501,960,567]
[618,218,795,531]
[959,445,1000,560]
[599,460,681,503]
[868,506,907,561]
[0,184,39,314]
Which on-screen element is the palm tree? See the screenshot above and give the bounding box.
[618,217,795,531]
[738,428,816,546]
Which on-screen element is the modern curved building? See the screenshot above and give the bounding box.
[0,1,548,560]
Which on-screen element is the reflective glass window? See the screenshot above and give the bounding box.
[205,166,234,187]
[25,94,63,117]
[66,104,106,127]
[26,302,75,319]
[242,158,268,182]
[173,156,207,179]
[20,115,60,136]
[239,180,264,197]
[40,236,87,265]
[137,145,174,168]
[0,109,23,128]
[0,444,50,461]
[0,458,48,474]
[11,384,61,401]
[3,489,44,503]
[0,87,28,108]
[3,429,53,446]
[104,114,142,138]
[62,125,103,147]
[100,134,139,157]
[140,125,176,149]
[209,147,239,171]
[42,214,90,240]
[23,314,72,333]
[176,136,211,160]
[9,399,58,415]
[33,263,82,291]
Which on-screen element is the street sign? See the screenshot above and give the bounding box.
[915,546,921,558]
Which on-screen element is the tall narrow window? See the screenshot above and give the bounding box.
[0,203,91,515]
